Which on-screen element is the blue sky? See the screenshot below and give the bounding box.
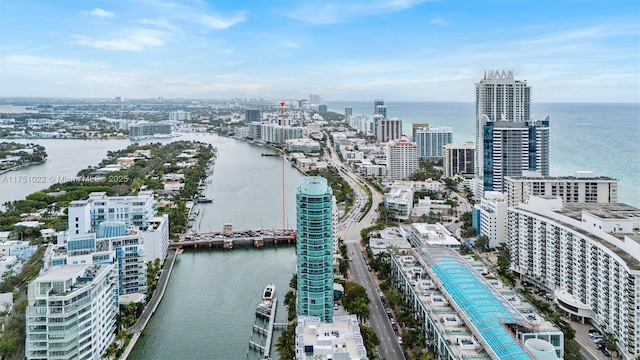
[1,0,638,102]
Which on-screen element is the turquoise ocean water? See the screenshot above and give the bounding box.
[326,101,640,208]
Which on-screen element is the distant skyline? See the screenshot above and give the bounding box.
[1,0,638,103]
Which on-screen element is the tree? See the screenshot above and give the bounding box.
[275,324,296,359]
[475,235,489,251]
[563,339,581,360]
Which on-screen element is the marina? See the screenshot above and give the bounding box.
[249,284,287,360]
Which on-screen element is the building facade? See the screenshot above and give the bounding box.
[296,177,334,322]
[481,117,549,194]
[386,140,418,181]
[26,264,118,360]
[475,70,533,198]
[129,123,172,138]
[472,191,508,248]
[508,197,640,359]
[443,142,475,178]
[169,111,191,121]
[374,99,386,118]
[504,171,618,207]
[244,109,261,123]
[414,127,453,159]
[376,117,402,143]
[383,184,414,221]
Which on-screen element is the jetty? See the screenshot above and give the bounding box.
[249,284,285,359]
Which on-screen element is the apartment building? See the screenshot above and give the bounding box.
[508,197,640,359]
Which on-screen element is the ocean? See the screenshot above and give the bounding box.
[326,101,640,208]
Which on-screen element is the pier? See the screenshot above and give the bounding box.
[249,298,277,359]
[170,229,296,250]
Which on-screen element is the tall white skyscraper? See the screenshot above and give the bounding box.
[474,70,549,198]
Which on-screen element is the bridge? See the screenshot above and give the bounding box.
[170,229,296,250]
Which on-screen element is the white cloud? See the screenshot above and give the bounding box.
[284,1,429,24]
[137,18,182,33]
[74,29,169,51]
[430,18,448,26]
[90,8,114,18]
[198,13,246,29]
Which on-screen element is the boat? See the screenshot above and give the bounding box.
[262,283,275,304]
[197,197,213,203]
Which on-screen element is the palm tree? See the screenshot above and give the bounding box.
[351,297,370,324]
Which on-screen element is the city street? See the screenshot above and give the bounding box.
[327,144,405,360]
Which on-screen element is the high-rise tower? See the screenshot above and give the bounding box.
[296,176,334,322]
[474,70,547,198]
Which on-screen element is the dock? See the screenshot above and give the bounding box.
[249,297,277,359]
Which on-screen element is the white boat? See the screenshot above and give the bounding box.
[262,284,275,304]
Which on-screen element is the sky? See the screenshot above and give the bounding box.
[0,0,638,102]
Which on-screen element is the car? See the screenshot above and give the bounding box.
[348,256,353,261]
[391,323,398,331]
[596,343,605,350]
[397,336,403,345]
[593,336,605,343]
[601,349,611,357]
[334,303,338,310]
[588,329,602,338]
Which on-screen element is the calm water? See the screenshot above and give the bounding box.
[328,101,640,208]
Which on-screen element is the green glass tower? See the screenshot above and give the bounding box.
[296,176,334,322]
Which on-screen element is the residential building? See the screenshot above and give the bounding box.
[480,117,549,194]
[260,123,308,144]
[25,264,118,360]
[318,104,328,114]
[169,110,191,121]
[73,191,156,231]
[444,142,475,178]
[407,223,459,247]
[286,138,321,153]
[295,315,368,360]
[504,171,618,207]
[386,140,418,181]
[475,70,536,198]
[414,127,453,159]
[344,106,352,124]
[411,197,451,220]
[129,123,172,138]
[472,191,508,248]
[384,184,414,221]
[45,222,148,295]
[244,109,261,123]
[376,117,402,143]
[508,197,640,359]
[296,177,334,322]
[391,249,564,359]
[412,123,429,141]
[374,99,386,118]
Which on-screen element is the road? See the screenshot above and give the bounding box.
[326,145,405,360]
